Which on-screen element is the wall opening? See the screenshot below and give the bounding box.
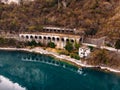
[66,39,69,42]
[52,37,55,41]
[30,36,33,39]
[61,38,64,42]
[48,37,51,40]
[44,36,47,40]
[35,36,38,39]
[26,36,29,39]
[39,36,42,39]
[57,38,60,41]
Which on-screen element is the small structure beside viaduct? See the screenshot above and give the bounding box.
[19,27,84,49]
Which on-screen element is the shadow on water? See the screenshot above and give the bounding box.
[0,50,120,90]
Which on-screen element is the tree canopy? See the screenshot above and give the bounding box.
[115,39,120,50]
[64,41,73,52]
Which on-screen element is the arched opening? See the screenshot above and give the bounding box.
[44,36,47,40]
[26,36,29,39]
[39,36,42,39]
[57,37,60,41]
[30,36,33,39]
[35,36,38,39]
[66,39,69,42]
[79,38,82,42]
[52,37,55,41]
[58,30,60,33]
[47,29,49,32]
[54,29,57,33]
[21,35,24,38]
[70,30,73,33]
[71,39,74,42]
[50,29,52,32]
[48,29,50,32]
[61,30,64,33]
[61,38,64,42]
[48,37,51,40]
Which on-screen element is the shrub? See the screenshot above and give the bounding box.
[27,40,42,47]
[115,39,120,51]
[27,40,37,46]
[47,42,56,48]
[88,46,94,51]
[70,53,80,60]
[65,41,73,52]
[74,40,80,50]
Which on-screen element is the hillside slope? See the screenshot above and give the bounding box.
[0,0,120,40]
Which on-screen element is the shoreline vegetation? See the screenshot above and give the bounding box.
[0,47,120,74]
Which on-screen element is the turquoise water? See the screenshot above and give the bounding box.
[0,51,120,90]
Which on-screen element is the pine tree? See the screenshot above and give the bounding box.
[115,39,120,51]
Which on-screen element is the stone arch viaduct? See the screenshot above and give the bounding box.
[19,27,84,49]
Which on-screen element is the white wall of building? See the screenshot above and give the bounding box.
[79,47,91,58]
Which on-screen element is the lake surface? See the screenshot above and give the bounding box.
[0,50,120,90]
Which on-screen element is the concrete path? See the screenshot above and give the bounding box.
[82,43,120,52]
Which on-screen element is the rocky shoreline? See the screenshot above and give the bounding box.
[0,47,120,73]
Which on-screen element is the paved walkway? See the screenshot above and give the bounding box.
[82,43,120,52]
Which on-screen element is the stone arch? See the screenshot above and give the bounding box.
[50,29,52,32]
[44,36,47,40]
[54,29,57,33]
[66,39,69,42]
[47,29,50,32]
[35,36,38,39]
[57,37,60,41]
[21,35,24,38]
[26,35,29,39]
[58,30,60,33]
[48,37,51,40]
[30,35,33,39]
[52,37,55,41]
[79,37,82,42]
[61,38,64,42]
[39,36,42,39]
[70,30,73,33]
[71,39,74,43]
[47,29,49,32]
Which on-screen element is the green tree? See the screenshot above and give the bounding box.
[48,42,56,48]
[27,40,37,46]
[74,40,80,50]
[115,39,120,51]
[70,53,80,60]
[27,40,42,47]
[88,46,94,51]
[65,41,73,52]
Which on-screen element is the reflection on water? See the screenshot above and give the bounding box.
[0,51,120,90]
[0,75,26,90]
[21,52,79,73]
